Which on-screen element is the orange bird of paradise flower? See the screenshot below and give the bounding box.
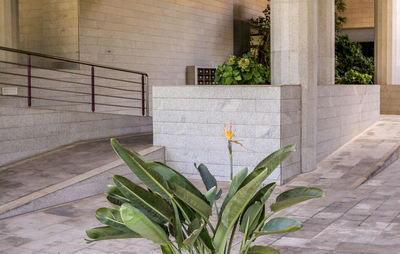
[222,123,243,146]
[222,123,243,181]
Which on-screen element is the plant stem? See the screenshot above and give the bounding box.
[242,235,256,254]
[255,211,274,232]
[226,220,238,254]
[241,211,276,253]
[240,218,250,253]
[168,243,181,254]
[213,202,219,217]
[229,141,233,181]
[204,217,216,234]
[195,241,204,254]
[173,199,191,223]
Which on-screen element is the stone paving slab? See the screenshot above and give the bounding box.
[0,133,152,207]
[287,115,400,191]
[2,116,400,253]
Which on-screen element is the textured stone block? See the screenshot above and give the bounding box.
[153,85,301,184]
[316,85,379,162]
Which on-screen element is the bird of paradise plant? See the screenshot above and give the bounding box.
[222,123,243,181]
[86,132,324,253]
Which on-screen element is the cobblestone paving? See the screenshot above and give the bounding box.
[2,117,400,253]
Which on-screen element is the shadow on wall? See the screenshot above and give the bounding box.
[233,4,251,56]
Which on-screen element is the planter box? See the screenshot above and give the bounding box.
[152,85,302,184]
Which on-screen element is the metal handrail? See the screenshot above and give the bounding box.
[0,60,143,84]
[0,46,149,116]
[0,46,147,76]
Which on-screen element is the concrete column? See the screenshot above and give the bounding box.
[0,0,18,67]
[271,0,318,172]
[375,0,400,85]
[318,0,335,85]
[0,0,18,48]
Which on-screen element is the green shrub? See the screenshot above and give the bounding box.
[336,69,373,84]
[335,35,374,84]
[86,140,324,254]
[214,53,270,85]
[334,1,374,84]
[249,4,271,67]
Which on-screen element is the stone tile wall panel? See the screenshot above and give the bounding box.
[317,85,380,162]
[153,85,301,184]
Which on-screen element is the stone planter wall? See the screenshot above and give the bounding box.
[152,85,301,184]
[317,85,380,161]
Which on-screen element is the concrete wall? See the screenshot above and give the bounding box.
[77,0,267,115]
[381,85,400,115]
[152,85,301,184]
[18,0,79,62]
[233,0,268,20]
[0,0,18,66]
[0,106,152,166]
[317,85,380,162]
[78,0,233,86]
[343,0,374,29]
[78,0,266,86]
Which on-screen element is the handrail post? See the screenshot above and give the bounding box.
[145,75,150,116]
[27,55,31,107]
[141,74,145,116]
[91,66,95,112]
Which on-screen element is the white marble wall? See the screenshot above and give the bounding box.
[317,85,380,161]
[152,85,301,184]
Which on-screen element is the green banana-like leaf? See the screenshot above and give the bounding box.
[213,167,270,253]
[161,245,175,254]
[183,219,205,247]
[171,201,185,249]
[176,199,197,222]
[219,167,248,215]
[247,245,280,254]
[187,217,201,234]
[111,139,173,200]
[257,217,302,235]
[239,201,263,233]
[120,203,170,246]
[199,228,215,253]
[205,186,217,205]
[113,175,173,224]
[148,161,207,201]
[270,187,324,212]
[107,184,124,196]
[187,217,215,253]
[195,163,222,200]
[254,144,296,170]
[106,195,124,208]
[250,182,277,205]
[85,226,140,243]
[240,183,276,224]
[95,208,133,233]
[169,182,212,219]
[106,185,130,207]
[240,145,296,188]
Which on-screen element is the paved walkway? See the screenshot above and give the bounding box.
[2,117,400,253]
[0,134,152,207]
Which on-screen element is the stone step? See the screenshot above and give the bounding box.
[0,135,164,219]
